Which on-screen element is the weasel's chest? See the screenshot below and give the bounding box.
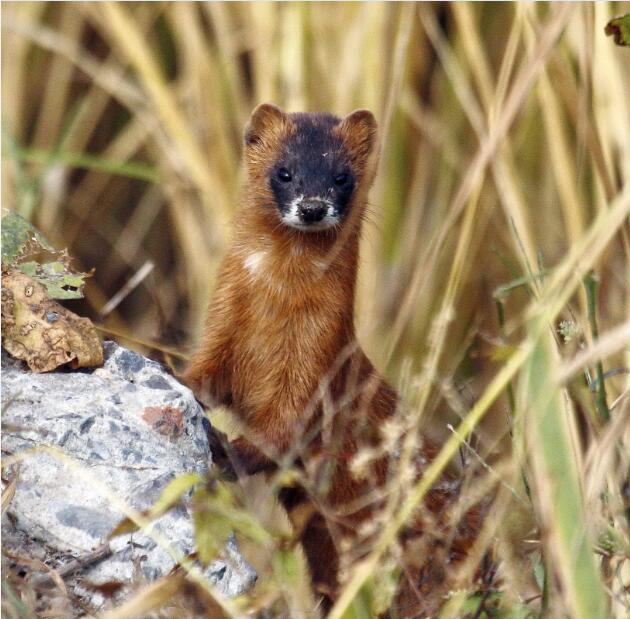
[225,246,352,412]
[229,287,347,416]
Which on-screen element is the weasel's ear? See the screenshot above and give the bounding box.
[244,103,287,146]
[338,109,378,162]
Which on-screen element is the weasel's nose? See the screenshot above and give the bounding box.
[298,200,327,223]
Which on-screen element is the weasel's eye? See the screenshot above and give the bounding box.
[277,168,292,182]
[334,172,349,186]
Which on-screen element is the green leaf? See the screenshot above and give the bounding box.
[1,212,54,265]
[17,260,88,300]
[490,344,518,362]
[341,584,372,619]
[338,569,399,619]
[148,472,203,518]
[2,213,92,299]
[192,482,273,565]
[110,473,202,538]
[271,547,308,593]
[192,485,234,565]
[605,14,630,46]
[532,552,545,591]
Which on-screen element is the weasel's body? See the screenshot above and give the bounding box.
[185,104,484,615]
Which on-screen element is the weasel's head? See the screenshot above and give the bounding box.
[243,104,378,233]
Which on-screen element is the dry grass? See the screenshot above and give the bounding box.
[2,2,629,618]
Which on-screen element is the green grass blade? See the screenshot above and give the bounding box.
[523,327,608,619]
[8,146,159,183]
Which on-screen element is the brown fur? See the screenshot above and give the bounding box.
[184,104,486,616]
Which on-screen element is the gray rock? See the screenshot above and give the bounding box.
[1,342,256,611]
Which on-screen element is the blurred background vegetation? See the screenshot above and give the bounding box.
[2,2,629,618]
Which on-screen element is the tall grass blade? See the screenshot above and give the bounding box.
[523,326,608,619]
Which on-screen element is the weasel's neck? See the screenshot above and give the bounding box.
[236,196,363,339]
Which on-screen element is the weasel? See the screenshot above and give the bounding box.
[184,104,486,616]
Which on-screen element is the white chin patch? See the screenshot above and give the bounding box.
[281,196,339,232]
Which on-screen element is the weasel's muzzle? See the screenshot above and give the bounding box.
[298,200,328,224]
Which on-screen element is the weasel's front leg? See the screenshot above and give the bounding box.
[182,269,238,407]
[182,320,232,407]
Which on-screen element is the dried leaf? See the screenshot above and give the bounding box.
[98,574,185,619]
[1,267,103,372]
[108,515,144,539]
